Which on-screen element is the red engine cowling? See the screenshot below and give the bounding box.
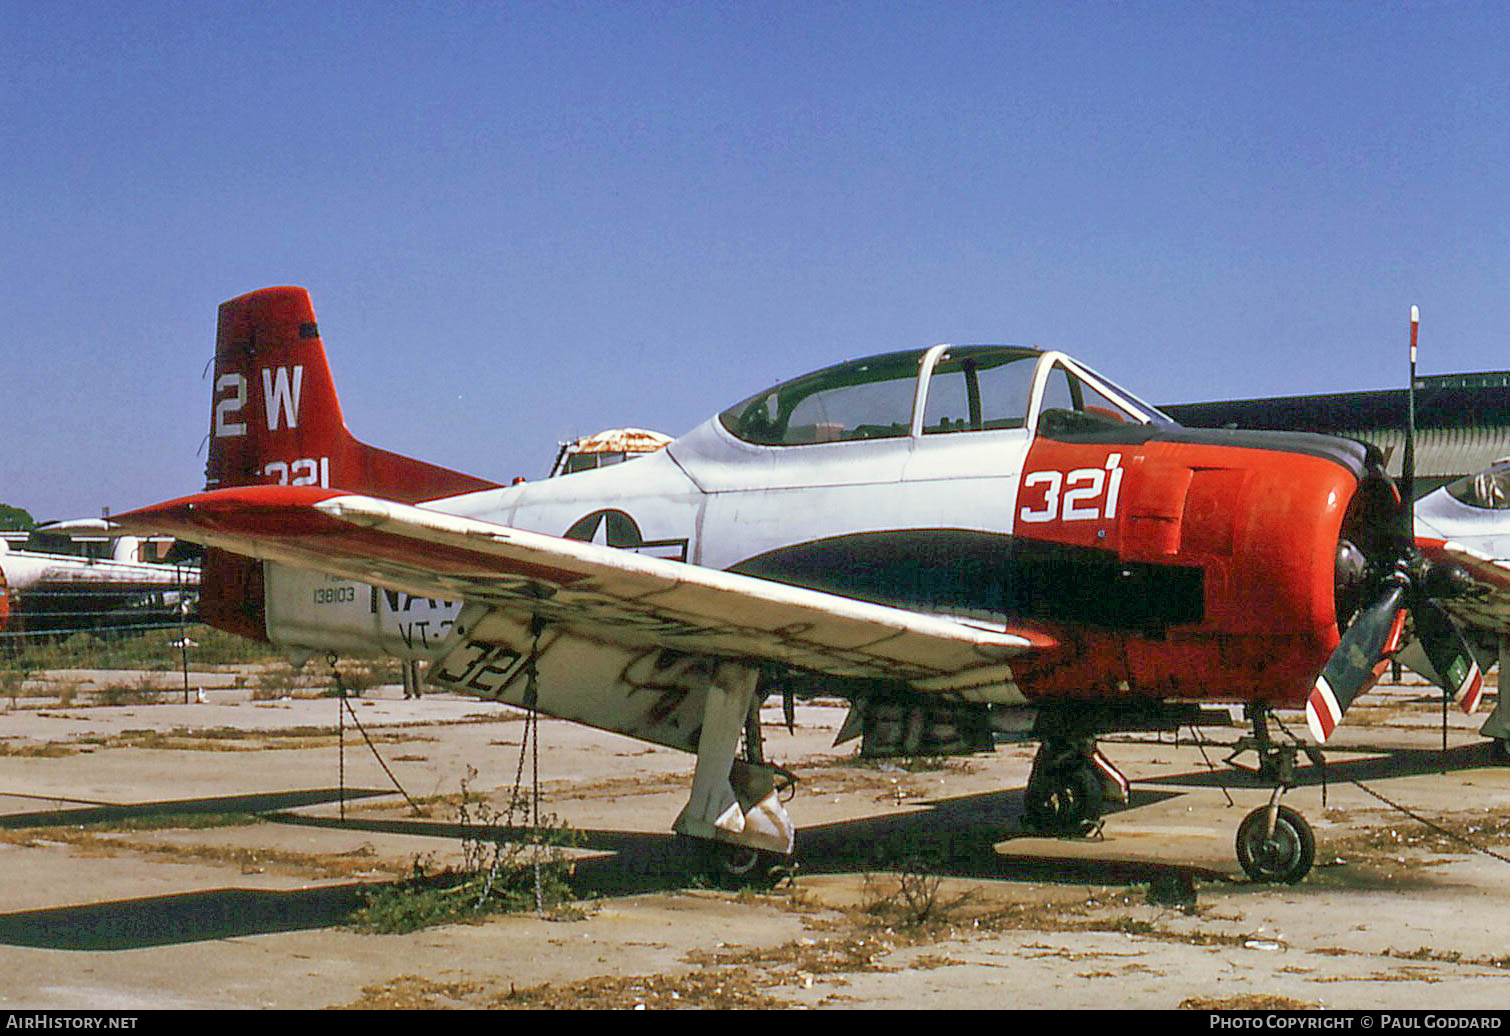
[1010,430,1381,708]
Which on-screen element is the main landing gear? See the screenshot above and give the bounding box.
[693,838,795,889]
[1480,639,1510,765]
[1023,739,1129,836]
[673,662,797,887]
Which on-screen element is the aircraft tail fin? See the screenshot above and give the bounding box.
[206,286,499,502]
[202,286,500,641]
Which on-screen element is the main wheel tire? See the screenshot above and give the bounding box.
[717,844,762,879]
[1023,764,1105,836]
[698,842,791,889]
[1235,804,1315,884]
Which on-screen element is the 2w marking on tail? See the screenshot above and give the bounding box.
[212,365,305,438]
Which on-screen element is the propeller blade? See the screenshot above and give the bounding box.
[1307,583,1409,743]
[1413,599,1485,714]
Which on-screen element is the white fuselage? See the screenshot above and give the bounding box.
[260,345,1157,662]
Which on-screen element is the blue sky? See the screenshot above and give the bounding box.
[3,1,1508,521]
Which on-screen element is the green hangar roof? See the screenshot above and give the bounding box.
[1164,372,1510,491]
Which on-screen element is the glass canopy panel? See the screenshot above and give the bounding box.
[1037,360,1152,436]
[719,350,925,446]
[921,348,1040,435]
[1068,360,1176,426]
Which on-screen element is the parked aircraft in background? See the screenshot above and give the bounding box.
[117,288,1486,885]
[1404,459,1510,759]
[0,521,197,640]
[548,428,671,478]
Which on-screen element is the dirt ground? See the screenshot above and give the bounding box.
[3,667,1510,1010]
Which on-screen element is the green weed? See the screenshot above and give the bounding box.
[350,771,580,934]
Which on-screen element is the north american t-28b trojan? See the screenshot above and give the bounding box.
[119,289,1487,885]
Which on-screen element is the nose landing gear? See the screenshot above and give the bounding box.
[1227,706,1322,884]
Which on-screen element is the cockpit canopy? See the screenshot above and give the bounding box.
[1444,460,1510,510]
[717,345,1171,447]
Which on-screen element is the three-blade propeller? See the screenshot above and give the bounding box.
[1305,307,1483,744]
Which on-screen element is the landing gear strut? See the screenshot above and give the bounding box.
[674,663,797,886]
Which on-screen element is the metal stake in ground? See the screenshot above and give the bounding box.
[333,654,345,822]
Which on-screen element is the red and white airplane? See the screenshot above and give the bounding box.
[117,288,1485,884]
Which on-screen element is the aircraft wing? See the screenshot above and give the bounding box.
[1418,537,1510,635]
[117,486,1054,694]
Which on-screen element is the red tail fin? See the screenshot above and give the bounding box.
[201,286,499,641]
[206,286,499,502]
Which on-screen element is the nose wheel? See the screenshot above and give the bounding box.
[1236,800,1315,884]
